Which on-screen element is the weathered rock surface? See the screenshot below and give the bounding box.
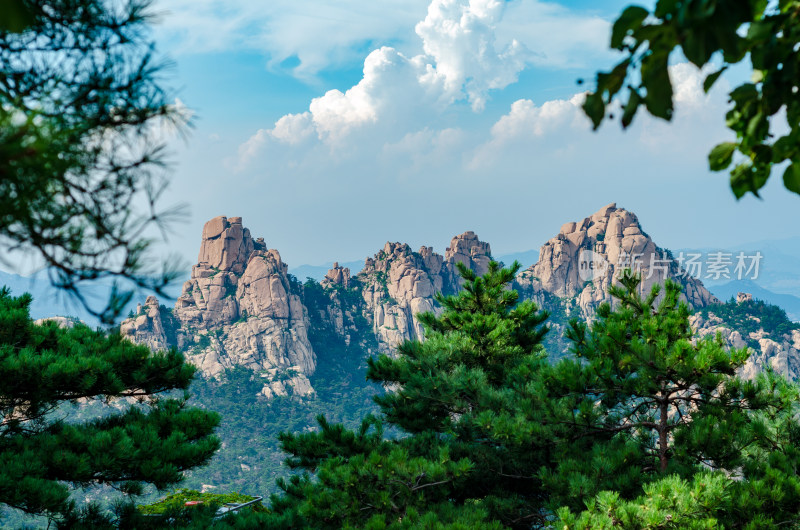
[123,216,315,398]
[356,233,492,353]
[518,203,717,319]
[121,205,800,397]
[120,295,170,352]
[323,262,351,289]
[35,316,81,329]
[445,231,492,280]
[691,313,800,381]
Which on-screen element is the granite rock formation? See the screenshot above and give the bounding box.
[518,203,717,319]
[120,295,170,352]
[356,233,492,353]
[691,312,800,381]
[121,206,800,398]
[124,216,315,398]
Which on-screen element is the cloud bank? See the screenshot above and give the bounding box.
[238,0,535,163]
[155,0,430,77]
[159,0,798,269]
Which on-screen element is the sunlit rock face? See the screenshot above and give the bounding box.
[122,216,315,398]
[518,203,717,320]
[691,312,800,381]
[120,204,735,398]
[356,232,492,353]
[120,295,170,352]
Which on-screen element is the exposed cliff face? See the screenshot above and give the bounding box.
[355,233,492,353]
[518,203,717,319]
[121,206,799,397]
[125,216,315,398]
[691,312,800,381]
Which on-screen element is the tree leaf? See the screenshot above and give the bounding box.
[607,59,631,95]
[621,89,642,129]
[708,142,737,171]
[583,92,606,129]
[783,163,800,195]
[746,20,773,42]
[746,111,767,140]
[729,83,758,103]
[730,162,755,199]
[772,136,796,161]
[641,52,673,120]
[0,0,35,32]
[611,6,649,49]
[654,0,679,18]
[683,32,711,66]
[703,66,727,93]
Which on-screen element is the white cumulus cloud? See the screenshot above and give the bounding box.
[415,0,531,109]
[238,0,533,164]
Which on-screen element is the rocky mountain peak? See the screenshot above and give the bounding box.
[197,216,264,275]
[123,216,315,398]
[119,208,746,399]
[120,295,170,353]
[445,231,492,277]
[520,203,717,318]
[356,232,492,352]
[322,262,351,288]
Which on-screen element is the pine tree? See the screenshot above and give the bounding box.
[230,261,551,528]
[551,271,800,527]
[0,288,220,524]
[215,266,800,528]
[0,0,187,323]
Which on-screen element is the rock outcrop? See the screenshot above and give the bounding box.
[518,203,717,319]
[120,295,170,352]
[444,231,491,280]
[737,292,754,303]
[323,262,351,289]
[123,205,800,397]
[123,216,315,398]
[357,233,492,353]
[691,313,800,381]
[35,316,81,329]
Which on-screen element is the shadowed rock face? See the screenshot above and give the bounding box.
[517,203,717,319]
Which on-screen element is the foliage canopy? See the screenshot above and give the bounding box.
[225,264,800,529]
[585,0,800,199]
[0,0,187,323]
[0,288,220,525]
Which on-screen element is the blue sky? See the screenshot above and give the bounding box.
[140,0,799,271]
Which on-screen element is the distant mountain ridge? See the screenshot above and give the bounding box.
[708,280,800,322]
[0,269,184,328]
[118,204,726,398]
